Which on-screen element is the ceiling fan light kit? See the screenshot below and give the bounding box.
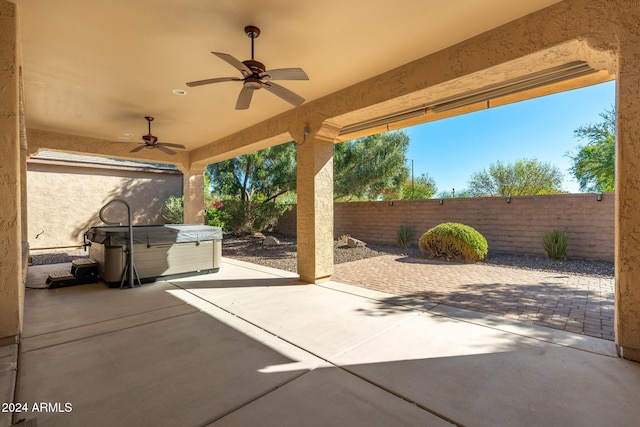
[187,26,309,110]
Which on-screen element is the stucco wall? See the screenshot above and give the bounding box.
[0,0,21,339]
[27,161,182,249]
[277,193,614,262]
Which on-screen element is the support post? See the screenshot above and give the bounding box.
[615,33,640,362]
[296,130,335,283]
[0,0,22,339]
[183,167,206,224]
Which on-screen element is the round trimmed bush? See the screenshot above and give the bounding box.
[418,223,488,263]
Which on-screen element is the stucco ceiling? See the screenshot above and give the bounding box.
[14,0,561,153]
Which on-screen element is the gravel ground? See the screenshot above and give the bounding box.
[222,234,614,278]
[29,248,90,265]
[29,234,614,278]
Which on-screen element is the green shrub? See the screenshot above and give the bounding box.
[397,225,412,248]
[205,200,225,228]
[418,222,488,263]
[542,230,568,260]
[163,195,184,224]
[217,199,291,235]
[253,200,291,232]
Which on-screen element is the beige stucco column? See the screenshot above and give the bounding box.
[296,128,336,283]
[182,167,205,224]
[20,127,28,285]
[20,59,28,285]
[615,28,640,362]
[0,0,23,339]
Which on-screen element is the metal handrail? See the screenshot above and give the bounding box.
[99,199,135,287]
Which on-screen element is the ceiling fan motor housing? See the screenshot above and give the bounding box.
[243,59,265,74]
[143,134,158,144]
[242,59,266,89]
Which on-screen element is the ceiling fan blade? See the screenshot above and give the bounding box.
[235,86,254,110]
[158,142,186,149]
[212,52,251,76]
[130,145,146,153]
[262,68,309,81]
[263,82,305,107]
[186,77,240,87]
[156,145,176,155]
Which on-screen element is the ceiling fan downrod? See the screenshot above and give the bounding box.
[245,25,260,60]
[145,116,154,134]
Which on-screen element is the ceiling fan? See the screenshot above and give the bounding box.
[186,25,309,110]
[130,116,186,155]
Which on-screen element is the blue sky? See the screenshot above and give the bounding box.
[404,80,615,195]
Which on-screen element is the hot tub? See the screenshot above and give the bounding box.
[85,224,222,287]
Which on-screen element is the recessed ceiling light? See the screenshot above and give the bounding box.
[124,133,134,137]
[118,136,130,141]
[173,89,187,95]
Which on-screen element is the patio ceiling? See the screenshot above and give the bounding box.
[15,0,563,159]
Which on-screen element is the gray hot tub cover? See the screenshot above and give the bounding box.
[86,224,223,246]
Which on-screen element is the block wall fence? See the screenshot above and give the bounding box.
[276,193,614,262]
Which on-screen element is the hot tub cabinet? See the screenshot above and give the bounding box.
[86,224,222,287]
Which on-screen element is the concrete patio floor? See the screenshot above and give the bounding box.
[4,258,640,426]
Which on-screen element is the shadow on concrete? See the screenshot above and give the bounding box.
[353,280,614,340]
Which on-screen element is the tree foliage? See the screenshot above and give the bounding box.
[400,173,437,199]
[467,158,564,196]
[205,142,296,234]
[206,141,297,202]
[207,131,414,203]
[567,108,615,192]
[334,131,410,201]
[203,131,419,232]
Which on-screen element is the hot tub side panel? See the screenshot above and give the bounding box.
[133,240,216,279]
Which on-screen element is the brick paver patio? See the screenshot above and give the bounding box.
[333,255,615,340]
